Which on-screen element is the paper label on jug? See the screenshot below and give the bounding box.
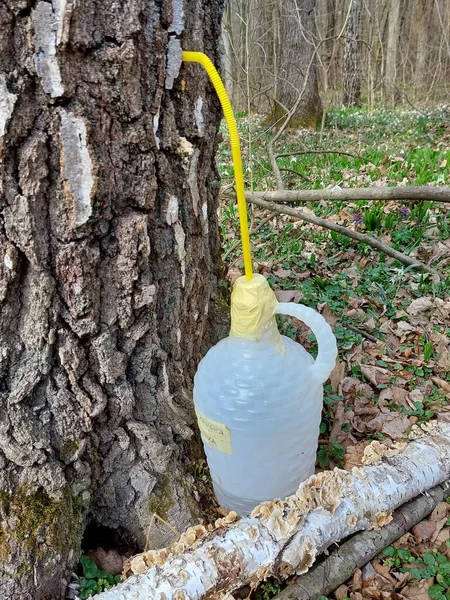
[195,409,232,455]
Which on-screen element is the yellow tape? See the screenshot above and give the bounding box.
[230,274,283,353]
[195,409,232,455]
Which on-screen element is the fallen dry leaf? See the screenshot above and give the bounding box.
[330,360,346,391]
[406,297,434,316]
[431,376,450,393]
[397,577,433,600]
[319,303,340,328]
[411,520,437,543]
[272,266,292,279]
[274,289,303,303]
[429,502,449,523]
[226,267,242,284]
[334,584,350,600]
[360,365,392,386]
[367,413,410,440]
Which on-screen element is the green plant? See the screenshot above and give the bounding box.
[382,546,450,600]
[400,401,435,424]
[78,555,121,599]
[254,579,281,600]
[363,203,384,231]
[317,438,346,469]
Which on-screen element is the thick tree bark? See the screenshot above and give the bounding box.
[271,0,323,128]
[0,1,225,598]
[343,0,362,106]
[94,421,450,600]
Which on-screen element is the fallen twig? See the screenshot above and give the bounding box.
[345,323,379,343]
[245,195,438,276]
[279,167,311,182]
[245,186,450,203]
[276,150,363,160]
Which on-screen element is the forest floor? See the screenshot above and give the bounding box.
[217,104,450,600]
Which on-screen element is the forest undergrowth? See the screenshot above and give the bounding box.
[218,104,450,600]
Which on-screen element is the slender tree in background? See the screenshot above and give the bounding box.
[385,0,401,104]
[343,0,362,106]
[0,0,225,597]
[274,0,323,127]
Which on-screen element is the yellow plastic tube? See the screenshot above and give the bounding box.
[182,51,253,281]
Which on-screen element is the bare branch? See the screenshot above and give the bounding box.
[245,194,438,276]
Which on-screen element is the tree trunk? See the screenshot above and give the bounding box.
[414,0,433,94]
[0,1,225,598]
[384,0,401,103]
[343,0,362,105]
[271,0,323,128]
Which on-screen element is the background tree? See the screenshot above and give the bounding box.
[343,0,362,106]
[384,0,402,104]
[0,0,225,597]
[274,0,323,127]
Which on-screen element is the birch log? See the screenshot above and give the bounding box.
[94,422,450,600]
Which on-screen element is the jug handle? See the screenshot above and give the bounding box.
[275,302,338,385]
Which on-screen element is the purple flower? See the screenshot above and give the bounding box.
[353,212,363,226]
[399,205,409,219]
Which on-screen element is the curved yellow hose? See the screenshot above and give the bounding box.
[182,51,253,281]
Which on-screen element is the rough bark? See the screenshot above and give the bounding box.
[271,0,323,128]
[94,422,450,600]
[0,1,226,598]
[343,0,362,106]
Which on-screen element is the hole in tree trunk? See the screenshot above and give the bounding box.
[81,521,139,556]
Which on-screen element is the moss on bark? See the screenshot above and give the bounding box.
[0,486,84,564]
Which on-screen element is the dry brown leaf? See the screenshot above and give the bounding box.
[352,569,363,591]
[360,365,392,386]
[406,297,434,316]
[398,577,433,600]
[372,561,397,584]
[411,520,437,543]
[334,584,350,600]
[226,267,242,284]
[272,266,292,279]
[429,502,449,522]
[330,360,345,391]
[435,527,450,545]
[294,269,311,281]
[367,413,410,440]
[319,303,340,328]
[364,317,377,332]
[431,376,450,393]
[274,290,303,303]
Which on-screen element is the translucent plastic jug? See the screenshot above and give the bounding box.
[193,274,338,515]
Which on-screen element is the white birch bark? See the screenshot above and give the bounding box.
[94,421,450,600]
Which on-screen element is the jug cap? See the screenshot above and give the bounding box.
[230,274,278,341]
